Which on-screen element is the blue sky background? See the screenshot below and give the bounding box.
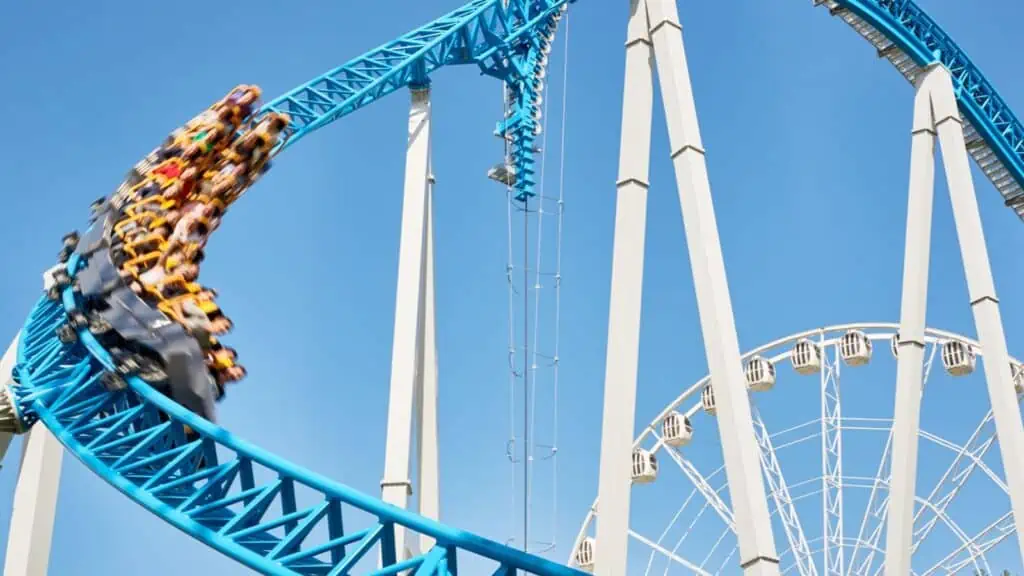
[2,0,1024,573]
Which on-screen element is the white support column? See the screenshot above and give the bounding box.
[593,0,655,573]
[0,333,22,466]
[417,166,440,554]
[4,426,63,576]
[926,64,1024,556]
[381,86,432,562]
[646,0,779,572]
[884,70,937,576]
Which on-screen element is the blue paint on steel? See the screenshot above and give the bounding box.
[12,253,587,575]
[262,0,1024,206]
[258,0,572,201]
[834,0,1024,209]
[8,0,1024,574]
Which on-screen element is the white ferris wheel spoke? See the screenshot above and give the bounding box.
[919,511,1015,575]
[660,443,736,531]
[850,341,937,576]
[627,529,711,575]
[752,406,818,576]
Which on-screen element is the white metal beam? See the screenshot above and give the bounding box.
[0,333,22,466]
[4,426,63,576]
[417,164,440,554]
[662,445,736,531]
[927,64,1024,559]
[593,0,655,573]
[884,67,937,576]
[820,342,845,575]
[910,407,1003,557]
[381,85,432,562]
[645,0,780,571]
[751,409,816,576]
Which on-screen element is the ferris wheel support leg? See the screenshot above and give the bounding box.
[927,64,1024,557]
[417,165,440,554]
[592,1,654,574]
[884,68,938,576]
[646,0,780,572]
[381,85,433,565]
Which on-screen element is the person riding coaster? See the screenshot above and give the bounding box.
[53,84,279,423]
[58,201,225,422]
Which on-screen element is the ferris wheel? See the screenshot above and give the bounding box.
[570,323,1021,575]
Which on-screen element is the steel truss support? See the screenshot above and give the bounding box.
[4,274,66,576]
[752,409,816,576]
[381,85,440,561]
[821,339,845,576]
[594,0,779,573]
[885,63,1024,572]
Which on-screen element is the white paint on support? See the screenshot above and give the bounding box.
[596,1,780,572]
[646,0,779,572]
[417,165,440,554]
[0,334,22,462]
[884,67,937,576]
[381,86,433,563]
[926,65,1024,560]
[4,426,63,576]
[593,0,654,573]
[820,341,845,576]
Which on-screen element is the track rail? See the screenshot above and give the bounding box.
[822,0,1024,219]
[13,253,585,575]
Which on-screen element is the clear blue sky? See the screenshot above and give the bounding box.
[2,0,1024,574]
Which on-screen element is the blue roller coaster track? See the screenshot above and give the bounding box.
[7,0,1024,574]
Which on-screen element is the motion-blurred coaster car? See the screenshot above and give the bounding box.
[57,200,221,423]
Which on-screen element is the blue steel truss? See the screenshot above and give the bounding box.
[259,0,572,201]
[8,0,1024,574]
[834,0,1024,216]
[260,0,1024,209]
[11,253,586,576]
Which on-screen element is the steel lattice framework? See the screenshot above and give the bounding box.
[572,324,1022,574]
[13,256,585,576]
[4,0,1024,574]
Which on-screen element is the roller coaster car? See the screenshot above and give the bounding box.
[62,231,80,250]
[113,213,173,244]
[89,196,107,214]
[71,210,220,422]
[123,233,168,260]
[124,195,175,218]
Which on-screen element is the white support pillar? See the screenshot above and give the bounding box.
[0,333,22,466]
[927,65,1024,557]
[647,0,779,572]
[884,70,937,576]
[593,1,654,574]
[4,426,63,576]
[417,166,440,554]
[381,86,432,562]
